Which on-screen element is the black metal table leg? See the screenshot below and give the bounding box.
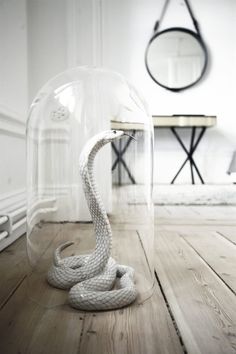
[170,155,189,184]
[189,127,196,184]
[118,139,122,185]
[170,127,206,184]
[112,130,136,185]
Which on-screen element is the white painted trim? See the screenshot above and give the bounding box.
[0,220,26,252]
[0,189,26,251]
[0,216,8,226]
[0,189,26,214]
[0,231,8,242]
[0,188,25,204]
[0,103,26,138]
[0,103,24,122]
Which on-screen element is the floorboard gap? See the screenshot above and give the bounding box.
[216,231,236,246]
[154,270,188,354]
[181,235,236,296]
[0,275,27,311]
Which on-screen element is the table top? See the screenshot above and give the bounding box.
[153,115,217,127]
[111,115,217,130]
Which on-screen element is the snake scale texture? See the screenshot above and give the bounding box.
[47,130,137,310]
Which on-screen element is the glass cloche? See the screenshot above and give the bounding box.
[26,66,154,310]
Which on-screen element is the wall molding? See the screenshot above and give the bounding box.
[0,188,26,252]
[0,103,26,139]
[0,188,26,211]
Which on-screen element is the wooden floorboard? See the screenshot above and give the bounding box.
[78,228,183,354]
[0,236,28,310]
[79,285,183,354]
[0,280,84,354]
[181,230,236,294]
[155,231,236,354]
[216,226,236,245]
[0,224,183,354]
[156,205,236,225]
[0,189,236,354]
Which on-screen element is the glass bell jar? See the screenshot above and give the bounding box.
[26,66,154,310]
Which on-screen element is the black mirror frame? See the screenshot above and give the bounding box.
[145,27,208,92]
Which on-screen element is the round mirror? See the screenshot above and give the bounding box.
[145,28,208,91]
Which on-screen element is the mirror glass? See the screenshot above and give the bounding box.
[145,28,207,91]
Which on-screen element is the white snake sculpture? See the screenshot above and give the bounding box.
[47,130,137,310]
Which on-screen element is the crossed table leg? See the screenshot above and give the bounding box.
[112,130,136,185]
[170,127,206,184]
[111,126,206,185]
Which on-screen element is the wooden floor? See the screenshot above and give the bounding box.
[0,187,236,354]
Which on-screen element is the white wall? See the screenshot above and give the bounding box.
[100,0,236,183]
[27,0,68,102]
[0,0,27,204]
[27,0,104,100]
[1,0,235,201]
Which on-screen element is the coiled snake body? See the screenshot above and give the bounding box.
[47,130,137,310]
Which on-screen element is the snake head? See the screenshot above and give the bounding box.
[104,130,136,142]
